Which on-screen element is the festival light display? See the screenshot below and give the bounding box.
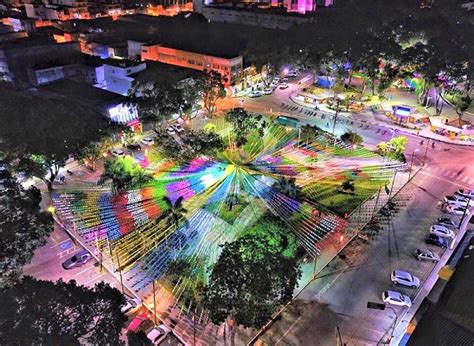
[53,122,397,296]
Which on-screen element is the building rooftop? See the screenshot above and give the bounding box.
[38,79,124,113]
[132,60,203,84]
[0,36,56,49]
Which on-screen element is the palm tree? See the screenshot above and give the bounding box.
[162,196,189,254]
[341,179,355,193]
[225,193,240,211]
[274,177,301,199]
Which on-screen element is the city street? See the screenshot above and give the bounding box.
[252,165,471,345]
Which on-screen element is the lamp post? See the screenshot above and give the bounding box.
[422,138,430,166]
[390,128,397,140]
[152,279,158,326]
[332,97,341,147]
[409,148,419,180]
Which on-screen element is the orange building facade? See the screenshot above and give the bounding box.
[141,44,243,86]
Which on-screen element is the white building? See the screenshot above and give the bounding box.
[95,60,147,96]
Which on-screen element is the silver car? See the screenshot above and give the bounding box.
[415,249,440,262]
[391,270,420,288]
[430,224,455,239]
[62,250,92,270]
[382,290,412,307]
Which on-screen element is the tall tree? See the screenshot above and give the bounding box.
[162,196,188,231]
[0,277,127,345]
[0,170,53,287]
[201,70,227,117]
[98,156,153,194]
[204,218,301,329]
[225,108,266,148]
[0,89,114,191]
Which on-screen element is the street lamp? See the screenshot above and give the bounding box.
[332,97,341,147]
[390,128,397,140]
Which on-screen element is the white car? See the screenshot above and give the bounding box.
[391,270,420,288]
[147,324,171,345]
[455,189,474,199]
[416,248,440,262]
[444,196,472,208]
[382,290,412,308]
[270,82,278,89]
[140,137,154,146]
[279,83,289,89]
[273,77,280,83]
[111,149,125,158]
[263,88,273,95]
[120,297,142,314]
[248,91,262,98]
[166,127,176,135]
[172,124,185,133]
[437,217,457,229]
[430,224,455,238]
[447,205,466,215]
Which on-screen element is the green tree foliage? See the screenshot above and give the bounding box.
[225,108,266,148]
[376,136,408,162]
[452,93,472,121]
[0,277,127,345]
[162,196,188,231]
[98,156,153,194]
[201,70,226,117]
[274,177,301,199]
[340,132,363,146]
[0,170,53,287]
[0,87,114,191]
[204,219,301,328]
[154,129,223,162]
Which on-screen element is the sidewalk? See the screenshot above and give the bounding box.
[288,91,474,147]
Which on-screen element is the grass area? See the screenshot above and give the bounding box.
[302,168,390,216]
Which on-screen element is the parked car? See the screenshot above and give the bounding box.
[272,77,280,84]
[263,88,273,95]
[415,248,440,262]
[146,324,171,345]
[172,124,185,133]
[391,270,420,288]
[140,137,154,146]
[166,127,176,135]
[430,224,455,238]
[127,143,141,151]
[126,312,149,334]
[425,234,449,248]
[455,189,474,199]
[281,77,289,83]
[248,91,262,98]
[437,217,457,229]
[447,204,466,215]
[279,83,289,89]
[111,149,125,158]
[62,250,92,270]
[120,297,142,314]
[444,196,472,208]
[382,290,412,307]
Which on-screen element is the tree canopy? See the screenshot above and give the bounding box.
[204,217,301,329]
[0,169,53,287]
[0,277,127,345]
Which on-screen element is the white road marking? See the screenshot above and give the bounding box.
[83,272,107,286]
[419,171,472,189]
[449,172,457,178]
[462,176,469,182]
[74,264,96,277]
[50,239,71,248]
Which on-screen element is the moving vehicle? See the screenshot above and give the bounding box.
[140,137,154,146]
[120,297,142,314]
[275,115,299,128]
[172,124,185,133]
[391,270,420,288]
[111,149,125,158]
[126,312,149,334]
[146,324,171,345]
[166,127,176,135]
[456,189,474,199]
[62,250,92,270]
[429,224,455,238]
[425,234,449,248]
[263,88,273,95]
[415,249,440,262]
[279,83,289,89]
[437,217,457,229]
[382,290,412,307]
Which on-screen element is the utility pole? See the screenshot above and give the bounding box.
[332,97,341,147]
[409,148,419,180]
[115,252,125,294]
[422,138,430,166]
[152,279,158,325]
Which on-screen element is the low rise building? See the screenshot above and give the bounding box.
[141,43,242,86]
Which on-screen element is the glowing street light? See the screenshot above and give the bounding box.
[47,206,56,214]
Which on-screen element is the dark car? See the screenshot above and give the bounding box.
[425,234,449,248]
[62,249,93,270]
[127,143,141,151]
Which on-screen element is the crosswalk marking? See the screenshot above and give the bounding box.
[462,177,469,182]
